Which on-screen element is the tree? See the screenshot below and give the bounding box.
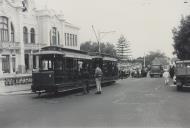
[116,35,131,61]
[172,15,190,59]
[80,41,117,56]
[144,50,167,66]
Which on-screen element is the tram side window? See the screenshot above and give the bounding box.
[54,60,63,71]
[186,63,190,68]
[65,58,73,72]
[176,63,184,68]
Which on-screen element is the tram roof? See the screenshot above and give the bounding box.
[176,60,190,64]
[33,50,65,55]
[41,46,88,54]
[64,51,91,60]
[33,46,91,60]
[33,46,117,60]
[103,57,118,62]
[89,52,117,61]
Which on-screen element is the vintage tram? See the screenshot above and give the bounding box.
[31,46,119,95]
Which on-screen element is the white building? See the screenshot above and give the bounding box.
[0,0,80,75]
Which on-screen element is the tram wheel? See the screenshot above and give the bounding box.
[54,90,58,95]
[177,85,182,91]
[176,83,183,91]
[38,92,41,96]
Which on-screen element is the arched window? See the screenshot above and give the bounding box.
[72,34,75,46]
[11,23,14,42]
[70,34,72,46]
[0,16,9,42]
[58,32,60,45]
[30,28,35,43]
[49,30,52,45]
[64,33,67,46]
[75,35,77,46]
[67,33,69,46]
[23,26,28,43]
[22,0,28,12]
[52,27,57,45]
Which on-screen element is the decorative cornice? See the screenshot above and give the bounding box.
[4,0,22,8]
[65,22,80,30]
[0,10,6,16]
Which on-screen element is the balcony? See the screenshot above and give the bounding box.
[24,43,47,50]
[0,42,20,50]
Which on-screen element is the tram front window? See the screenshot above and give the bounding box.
[39,59,53,71]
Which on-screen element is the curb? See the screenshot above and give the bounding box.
[0,90,33,96]
[4,89,31,93]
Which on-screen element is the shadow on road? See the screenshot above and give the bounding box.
[168,85,190,93]
[177,87,190,93]
[31,82,118,99]
[31,88,84,99]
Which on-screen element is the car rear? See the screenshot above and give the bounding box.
[150,65,163,77]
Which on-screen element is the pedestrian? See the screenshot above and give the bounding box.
[121,70,125,79]
[95,65,103,94]
[81,67,90,94]
[163,69,170,85]
[136,69,139,78]
[169,65,175,79]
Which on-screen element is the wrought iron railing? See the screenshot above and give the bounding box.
[0,74,32,86]
[0,42,20,49]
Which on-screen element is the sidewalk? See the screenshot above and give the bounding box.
[0,84,32,95]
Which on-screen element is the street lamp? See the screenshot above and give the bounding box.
[143,52,147,68]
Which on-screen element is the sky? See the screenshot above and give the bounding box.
[34,0,190,58]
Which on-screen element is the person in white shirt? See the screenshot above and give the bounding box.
[163,69,170,85]
[94,66,103,94]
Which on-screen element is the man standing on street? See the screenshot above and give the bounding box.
[95,65,103,94]
[81,67,90,94]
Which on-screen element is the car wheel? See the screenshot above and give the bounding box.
[177,84,182,91]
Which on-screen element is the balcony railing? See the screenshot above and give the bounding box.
[0,42,20,49]
[24,43,47,50]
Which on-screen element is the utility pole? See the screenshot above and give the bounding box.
[144,52,146,67]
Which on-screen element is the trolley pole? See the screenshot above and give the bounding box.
[92,25,101,54]
[92,25,115,54]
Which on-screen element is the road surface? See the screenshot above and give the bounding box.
[0,78,190,128]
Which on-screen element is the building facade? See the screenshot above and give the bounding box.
[0,0,80,75]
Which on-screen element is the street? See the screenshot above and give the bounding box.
[0,78,190,128]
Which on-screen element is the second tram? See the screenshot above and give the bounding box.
[31,46,118,94]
